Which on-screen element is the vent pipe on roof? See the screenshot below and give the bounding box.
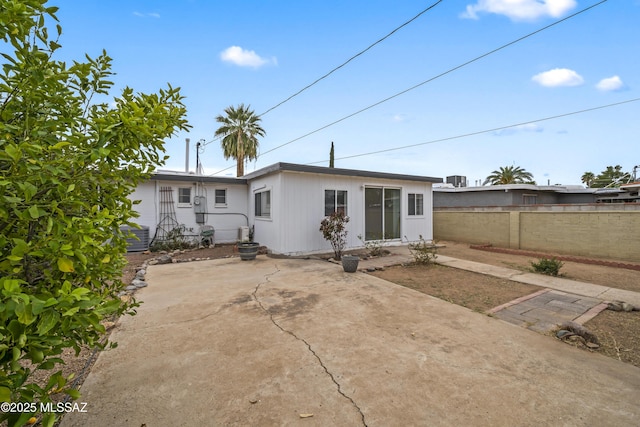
[185,138,190,173]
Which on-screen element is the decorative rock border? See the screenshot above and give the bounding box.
[119,250,221,296]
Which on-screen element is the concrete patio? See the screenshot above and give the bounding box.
[61,256,640,426]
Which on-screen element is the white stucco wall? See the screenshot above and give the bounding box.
[130,167,435,254]
[249,171,434,255]
[130,178,248,245]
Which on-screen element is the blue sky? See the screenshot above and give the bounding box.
[50,0,639,185]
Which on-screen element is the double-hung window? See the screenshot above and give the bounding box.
[255,190,271,218]
[178,187,192,207]
[324,190,347,216]
[215,189,227,206]
[408,193,424,216]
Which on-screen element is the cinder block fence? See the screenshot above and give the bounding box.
[433,205,640,262]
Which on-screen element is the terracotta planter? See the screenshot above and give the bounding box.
[238,242,260,261]
[341,255,359,273]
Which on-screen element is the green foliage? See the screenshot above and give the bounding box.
[585,165,631,188]
[149,225,198,252]
[357,234,385,257]
[329,141,335,168]
[408,236,438,265]
[319,211,349,260]
[531,257,563,276]
[0,0,189,422]
[581,171,595,188]
[214,104,265,177]
[483,165,535,186]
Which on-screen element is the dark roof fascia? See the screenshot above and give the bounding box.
[243,162,443,183]
[151,173,247,185]
[434,185,595,194]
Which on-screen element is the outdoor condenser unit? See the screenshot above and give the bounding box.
[121,225,150,252]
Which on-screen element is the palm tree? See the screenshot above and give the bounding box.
[581,172,595,188]
[483,165,535,185]
[592,165,630,188]
[214,104,265,177]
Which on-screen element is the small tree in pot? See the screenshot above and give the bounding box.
[319,211,349,260]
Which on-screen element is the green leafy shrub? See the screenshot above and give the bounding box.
[150,225,198,252]
[531,257,563,276]
[408,236,438,265]
[319,211,349,260]
[0,2,189,424]
[357,234,385,257]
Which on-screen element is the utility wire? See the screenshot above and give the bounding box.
[202,0,444,155]
[209,0,607,176]
[257,0,444,117]
[254,0,608,160]
[305,98,640,164]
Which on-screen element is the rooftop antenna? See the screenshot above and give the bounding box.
[196,139,205,176]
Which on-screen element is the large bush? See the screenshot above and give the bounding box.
[0,1,189,425]
[320,211,349,260]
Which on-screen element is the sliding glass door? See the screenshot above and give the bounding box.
[364,187,400,240]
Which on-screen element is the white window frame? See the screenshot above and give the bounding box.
[177,187,192,207]
[408,193,424,216]
[214,188,227,207]
[324,189,348,216]
[255,190,271,219]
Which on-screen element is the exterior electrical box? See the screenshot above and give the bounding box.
[194,196,206,224]
[194,196,206,213]
[239,226,250,242]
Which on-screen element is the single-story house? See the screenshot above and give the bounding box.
[129,162,442,255]
[596,182,640,203]
[433,184,598,208]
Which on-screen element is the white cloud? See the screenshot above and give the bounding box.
[493,123,543,136]
[532,68,584,87]
[596,75,625,92]
[133,11,160,18]
[391,113,409,123]
[461,0,577,21]
[220,46,274,68]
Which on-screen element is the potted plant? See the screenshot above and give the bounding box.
[238,225,259,261]
[319,211,358,272]
[341,254,359,273]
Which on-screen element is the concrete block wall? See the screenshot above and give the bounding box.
[434,208,640,262]
[433,211,510,247]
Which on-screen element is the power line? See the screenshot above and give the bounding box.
[202,0,444,156]
[255,0,608,160]
[257,0,444,117]
[305,98,640,164]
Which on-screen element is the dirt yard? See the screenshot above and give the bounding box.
[371,241,640,368]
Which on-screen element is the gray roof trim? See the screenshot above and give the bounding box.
[243,162,443,183]
[151,173,246,185]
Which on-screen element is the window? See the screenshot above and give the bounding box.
[408,193,424,216]
[523,194,537,205]
[178,187,191,206]
[215,189,227,206]
[324,190,347,216]
[255,190,271,218]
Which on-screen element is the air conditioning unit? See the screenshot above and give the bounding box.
[121,225,150,252]
[239,226,250,242]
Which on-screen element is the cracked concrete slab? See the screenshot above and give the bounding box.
[62,256,640,426]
